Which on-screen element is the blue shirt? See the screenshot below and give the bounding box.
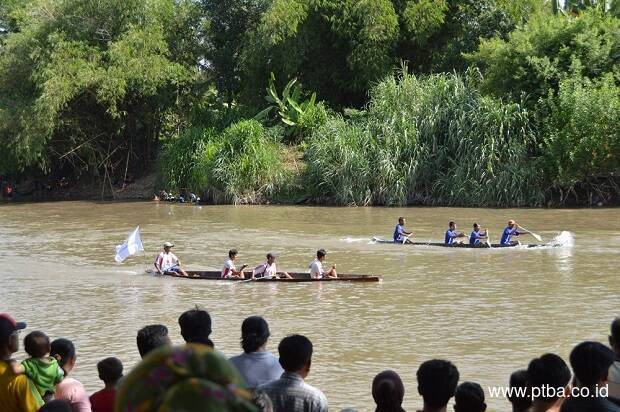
[393,224,406,242]
[469,230,485,245]
[500,227,520,244]
[229,351,283,390]
[445,229,458,245]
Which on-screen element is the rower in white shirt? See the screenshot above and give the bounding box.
[221,249,248,279]
[308,249,337,279]
[251,253,292,280]
[154,242,189,277]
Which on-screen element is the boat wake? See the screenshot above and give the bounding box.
[340,237,370,244]
[545,230,575,248]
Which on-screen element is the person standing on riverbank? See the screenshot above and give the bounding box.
[90,357,123,412]
[230,316,283,389]
[416,359,459,412]
[137,325,171,358]
[179,308,214,348]
[258,334,328,412]
[393,217,413,243]
[0,314,44,412]
[526,353,570,412]
[309,249,337,279]
[154,242,189,277]
[608,317,620,401]
[50,338,91,412]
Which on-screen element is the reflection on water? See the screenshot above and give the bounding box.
[0,202,618,411]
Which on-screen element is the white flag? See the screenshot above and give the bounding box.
[115,226,144,263]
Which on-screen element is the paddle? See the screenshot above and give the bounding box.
[517,224,543,242]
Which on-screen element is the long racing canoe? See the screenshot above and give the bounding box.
[159,270,381,282]
[371,237,545,248]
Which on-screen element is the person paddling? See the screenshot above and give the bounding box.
[251,253,292,280]
[309,249,337,279]
[500,220,524,246]
[393,217,413,244]
[154,242,189,277]
[469,223,488,246]
[445,221,466,245]
[221,249,247,279]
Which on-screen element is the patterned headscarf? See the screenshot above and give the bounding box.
[116,344,258,412]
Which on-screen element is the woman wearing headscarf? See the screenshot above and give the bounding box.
[50,338,91,412]
[116,344,257,412]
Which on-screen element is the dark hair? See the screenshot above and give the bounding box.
[449,221,455,227]
[39,399,72,412]
[241,316,270,354]
[229,249,238,258]
[278,334,312,372]
[372,370,405,412]
[317,249,326,259]
[266,253,274,260]
[569,341,614,387]
[455,382,486,412]
[398,217,404,222]
[24,331,50,358]
[508,369,531,411]
[137,324,170,358]
[179,308,213,347]
[611,317,620,345]
[527,353,571,400]
[97,357,123,384]
[416,359,459,409]
[473,222,479,228]
[50,338,76,368]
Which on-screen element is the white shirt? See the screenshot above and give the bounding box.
[222,259,236,278]
[155,251,178,271]
[309,258,324,279]
[253,262,277,278]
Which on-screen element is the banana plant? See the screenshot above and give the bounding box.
[254,72,318,141]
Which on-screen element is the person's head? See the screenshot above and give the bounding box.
[266,253,275,265]
[454,382,486,412]
[39,399,72,412]
[0,313,26,355]
[229,249,238,260]
[24,331,50,358]
[97,357,123,385]
[449,221,456,230]
[50,338,76,374]
[241,316,270,354]
[278,334,313,377]
[417,359,460,410]
[569,341,614,388]
[372,370,405,412]
[179,307,213,347]
[398,217,405,225]
[609,317,620,357]
[317,249,326,261]
[137,324,171,358]
[163,241,174,252]
[526,353,570,402]
[473,223,479,232]
[507,369,531,412]
[507,220,516,228]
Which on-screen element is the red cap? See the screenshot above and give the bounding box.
[0,313,27,339]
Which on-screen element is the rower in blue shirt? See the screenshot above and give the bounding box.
[393,217,413,244]
[444,221,466,245]
[500,220,522,245]
[469,222,488,246]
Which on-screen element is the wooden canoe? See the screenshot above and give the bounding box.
[161,270,382,282]
[371,237,545,248]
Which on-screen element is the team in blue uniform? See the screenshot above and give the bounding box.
[444,221,466,245]
[500,220,521,245]
[393,217,413,243]
[469,223,488,246]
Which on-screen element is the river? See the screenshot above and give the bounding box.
[0,201,618,411]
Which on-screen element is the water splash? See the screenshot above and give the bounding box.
[340,237,369,243]
[547,231,575,248]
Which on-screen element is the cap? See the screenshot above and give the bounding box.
[0,313,27,339]
[508,219,516,225]
[163,242,174,248]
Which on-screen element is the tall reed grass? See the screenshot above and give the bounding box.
[305,69,543,206]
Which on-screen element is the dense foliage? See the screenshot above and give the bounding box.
[1,0,619,206]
